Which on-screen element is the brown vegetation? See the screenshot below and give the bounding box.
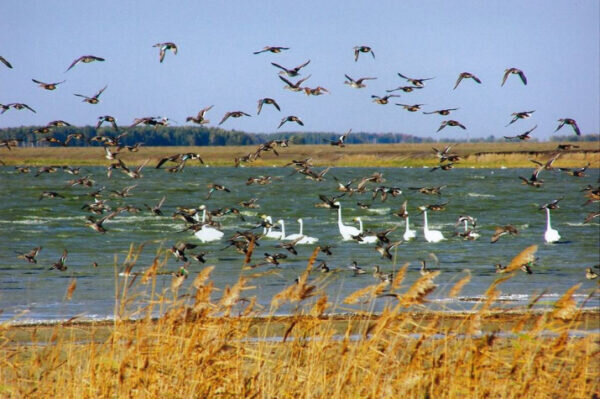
[1,142,599,168]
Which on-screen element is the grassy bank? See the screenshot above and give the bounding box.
[1,247,598,398]
[1,141,599,168]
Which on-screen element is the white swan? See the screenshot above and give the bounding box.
[403,216,417,241]
[334,201,361,241]
[263,216,283,239]
[353,217,378,244]
[419,206,445,243]
[286,218,319,244]
[194,205,224,243]
[544,207,560,243]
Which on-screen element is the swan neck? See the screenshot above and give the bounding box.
[546,208,551,229]
[405,217,410,232]
[280,221,285,239]
[298,219,303,236]
[201,209,206,223]
[423,211,429,231]
[357,218,363,233]
[337,205,343,226]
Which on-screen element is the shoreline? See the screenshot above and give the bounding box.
[1,142,598,168]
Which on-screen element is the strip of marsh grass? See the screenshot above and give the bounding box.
[1,142,598,168]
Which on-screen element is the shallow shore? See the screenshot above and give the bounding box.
[1,142,599,168]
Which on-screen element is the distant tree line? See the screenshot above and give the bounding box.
[0,125,597,147]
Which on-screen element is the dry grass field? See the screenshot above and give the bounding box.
[0,246,598,398]
[1,141,599,168]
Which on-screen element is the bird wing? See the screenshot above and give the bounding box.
[501,69,510,86]
[271,62,289,73]
[65,56,83,72]
[94,85,107,98]
[453,74,465,90]
[218,112,231,125]
[0,56,12,68]
[517,70,527,85]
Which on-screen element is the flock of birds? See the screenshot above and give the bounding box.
[1,43,599,297]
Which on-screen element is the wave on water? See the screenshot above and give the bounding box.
[467,192,495,198]
[367,207,391,214]
[566,222,598,227]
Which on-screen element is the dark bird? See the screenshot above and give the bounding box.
[1,139,21,150]
[328,129,351,147]
[271,60,310,77]
[0,56,12,69]
[218,111,251,125]
[47,120,72,127]
[554,118,581,136]
[371,94,400,105]
[353,46,375,61]
[74,85,107,104]
[278,115,303,129]
[375,241,402,260]
[501,67,527,86]
[386,85,422,93]
[583,212,599,224]
[145,196,166,216]
[491,225,519,243]
[437,120,466,132]
[118,159,148,179]
[423,108,459,116]
[430,163,455,172]
[186,105,214,124]
[504,125,537,141]
[110,184,137,198]
[506,111,535,126]
[34,166,58,177]
[409,185,446,195]
[303,86,329,96]
[539,199,561,210]
[395,103,425,112]
[206,183,230,199]
[153,42,178,63]
[348,261,366,276]
[130,116,169,127]
[344,74,377,89]
[3,103,36,113]
[85,211,119,233]
[17,246,42,264]
[39,191,64,200]
[560,163,590,177]
[392,200,409,219]
[275,237,303,255]
[557,144,579,151]
[257,98,280,115]
[169,242,197,262]
[397,73,434,87]
[453,72,481,89]
[50,250,68,271]
[97,115,119,130]
[279,75,311,92]
[190,252,207,263]
[32,79,66,90]
[253,46,289,54]
[65,55,105,72]
[156,153,203,169]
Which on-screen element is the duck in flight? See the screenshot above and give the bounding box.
[32,79,66,90]
[397,72,434,87]
[271,60,310,77]
[218,111,251,125]
[186,105,214,125]
[504,125,537,141]
[554,118,581,136]
[344,74,377,89]
[17,246,42,264]
[278,115,303,129]
[153,42,178,63]
[65,55,105,72]
[50,250,68,271]
[423,108,459,116]
[395,103,425,112]
[501,67,527,86]
[371,94,400,105]
[279,75,311,92]
[257,98,280,114]
[253,46,289,54]
[353,46,375,61]
[506,111,535,126]
[74,85,107,104]
[437,120,466,132]
[453,72,481,89]
[0,56,12,68]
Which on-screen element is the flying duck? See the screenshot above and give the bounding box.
[65,55,105,72]
[271,60,310,77]
[371,94,400,105]
[554,118,581,136]
[153,42,178,63]
[501,67,527,86]
[437,120,466,132]
[186,105,214,124]
[453,72,481,89]
[32,79,66,90]
[397,72,434,87]
[353,46,375,61]
[74,85,107,104]
[218,111,251,125]
[423,108,459,116]
[504,125,537,141]
[278,115,303,129]
[344,74,377,89]
[253,46,289,54]
[257,98,280,115]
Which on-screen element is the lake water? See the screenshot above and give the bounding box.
[0,165,598,323]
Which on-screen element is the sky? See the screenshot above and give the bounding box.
[0,0,598,140]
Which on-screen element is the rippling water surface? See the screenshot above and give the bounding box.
[1,165,598,322]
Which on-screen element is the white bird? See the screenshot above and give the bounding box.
[353,217,378,244]
[263,216,283,239]
[544,207,560,243]
[277,219,289,240]
[286,218,319,244]
[334,201,361,240]
[419,206,445,243]
[193,205,224,243]
[403,216,417,241]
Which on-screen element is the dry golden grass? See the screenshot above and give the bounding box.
[1,141,598,168]
[0,245,599,398]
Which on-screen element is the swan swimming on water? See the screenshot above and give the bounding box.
[263,216,283,239]
[403,215,417,241]
[419,206,445,243]
[286,218,319,244]
[334,201,361,240]
[353,217,378,244]
[194,205,224,243]
[544,207,560,243]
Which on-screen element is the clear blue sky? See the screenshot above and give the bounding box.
[1,0,598,140]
